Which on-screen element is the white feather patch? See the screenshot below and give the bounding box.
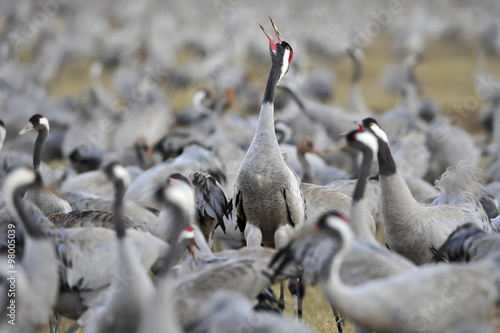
[39,117,50,131]
[370,123,389,144]
[278,47,291,83]
[356,132,379,155]
[165,180,195,215]
[180,228,195,240]
[112,164,131,186]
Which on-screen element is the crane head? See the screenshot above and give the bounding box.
[315,210,350,235]
[155,173,195,222]
[345,127,379,156]
[259,17,293,82]
[297,136,316,154]
[103,161,131,188]
[362,117,389,144]
[19,114,50,135]
[180,225,200,264]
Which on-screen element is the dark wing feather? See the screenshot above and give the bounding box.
[190,171,233,234]
[432,223,487,262]
[234,190,246,233]
[269,227,339,284]
[281,189,295,228]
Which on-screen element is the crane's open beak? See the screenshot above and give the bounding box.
[339,118,362,126]
[259,17,283,51]
[19,122,34,135]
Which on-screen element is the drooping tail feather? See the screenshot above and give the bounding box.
[433,160,487,205]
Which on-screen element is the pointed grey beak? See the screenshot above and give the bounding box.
[19,122,34,136]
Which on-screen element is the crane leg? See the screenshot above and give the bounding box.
[297,276,305,322]
[333,307,344,333]
[54,314,61,333]
[49,314,54,333]
[278,281,285,313]
[288,279,298,317]
[63,322,80,333]
[288,275,306,322]
[49,312,61,333]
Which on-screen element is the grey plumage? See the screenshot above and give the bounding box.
[272,130,415,287]
[53,227,167,322]
[366,119,495,264]
[300,183,376,235]
[234,19,306,249]
[0,168,59,333]
[272,129,417,332]
[315,213,500,333]
[77,163,156,333]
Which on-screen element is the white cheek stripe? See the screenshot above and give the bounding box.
[371,124,389,144]
[112,165,131,186]
[180,229,195,240]
[39,117,50,131]
[356,132,379,155]
[279,48,291,82]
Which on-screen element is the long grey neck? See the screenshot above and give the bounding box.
[298,150,314,184]
[347,82,368,114]
[113,180,127,239]
[158,205,189,278]
[347,51,367,115]
[254,63,281,146]
[33,128,48,171]
[13,187,45,239]
[350,149,375,241]
[351,56,362,83]
[263,62,280,104]
[281,84,306,110]
[377,139,397,177]
[324,230,390,329]
[377,136,422,225]
[347,54,366,114]
[322,224,356,312]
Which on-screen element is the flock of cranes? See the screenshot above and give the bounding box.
[1,0,500,332]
